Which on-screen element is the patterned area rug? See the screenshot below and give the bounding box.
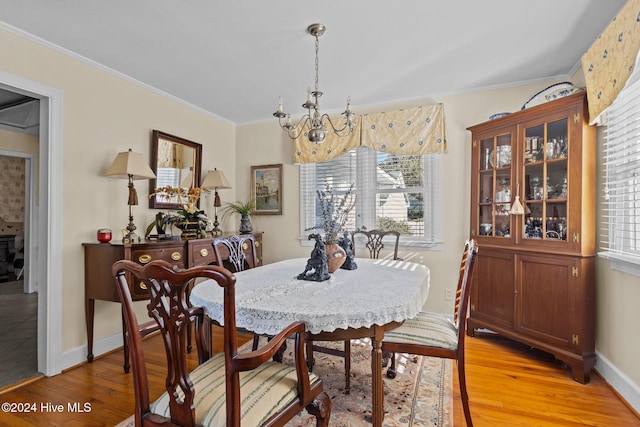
[116,339,452,426]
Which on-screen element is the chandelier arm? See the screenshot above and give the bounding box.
[320,114,357,136]
[278,115,311,140]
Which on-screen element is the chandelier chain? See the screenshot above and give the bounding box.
[273,23,356,144]
[314,34,320,93]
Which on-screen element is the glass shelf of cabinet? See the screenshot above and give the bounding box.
[522,117,568,241]
[478,133,512,238]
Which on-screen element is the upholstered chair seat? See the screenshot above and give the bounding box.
[151,352,319,426]
[382,312,458,351]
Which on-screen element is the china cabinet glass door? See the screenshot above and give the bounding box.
[522,118,568,242]
[478,133,512,238]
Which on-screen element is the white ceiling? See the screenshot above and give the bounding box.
[0,0,627,125]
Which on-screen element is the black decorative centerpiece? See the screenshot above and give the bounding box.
[297,234,330,282]
[338,230,357,270]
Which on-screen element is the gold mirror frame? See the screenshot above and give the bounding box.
[149,130,203,210]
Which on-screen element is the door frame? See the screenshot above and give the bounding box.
[0,70,64,377]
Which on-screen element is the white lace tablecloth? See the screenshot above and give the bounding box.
[190,258,430,335]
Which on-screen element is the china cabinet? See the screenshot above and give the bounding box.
[466,92,595,383]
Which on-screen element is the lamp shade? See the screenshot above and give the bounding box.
[201,168,231,190]
[105,149,156,180]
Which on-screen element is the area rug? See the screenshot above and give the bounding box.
[116,339,452,426]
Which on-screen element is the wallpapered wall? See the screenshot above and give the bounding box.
[0,155,25,223]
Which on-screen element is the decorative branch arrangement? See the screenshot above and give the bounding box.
[311,182,356,244]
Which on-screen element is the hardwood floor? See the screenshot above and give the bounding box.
[453,332,640,426]
[0,328,638,426]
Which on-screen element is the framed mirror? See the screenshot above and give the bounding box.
[149,130,203,209]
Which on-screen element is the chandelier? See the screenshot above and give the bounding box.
[273,23,356,144]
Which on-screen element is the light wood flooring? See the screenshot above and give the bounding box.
[0,328,638,426]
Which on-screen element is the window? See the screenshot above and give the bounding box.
[601,73,640,272]
[300,146,442,248]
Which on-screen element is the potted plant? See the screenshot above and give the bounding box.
[147,186,212,238]
[222,199,256,234]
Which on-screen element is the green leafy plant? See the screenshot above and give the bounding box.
[221,199,256,220]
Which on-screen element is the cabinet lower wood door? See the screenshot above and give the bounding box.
[515,253,595,383]
[468,249,515,332]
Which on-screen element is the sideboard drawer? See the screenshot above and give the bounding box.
[130,247,185,265]
[129,247,185,298]
[189,239,217,267]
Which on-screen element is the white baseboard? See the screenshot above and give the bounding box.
[595,351,640,413]
[60,333,123,372]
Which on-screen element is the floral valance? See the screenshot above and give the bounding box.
[293,116,362,163]
[360,104,446,156]
[581,0,640,124]
[293,103,447,163]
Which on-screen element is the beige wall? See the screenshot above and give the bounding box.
[0,27,236,354]
[2,23,639,393]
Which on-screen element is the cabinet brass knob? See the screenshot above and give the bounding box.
[171,252,182,261]
[138,254,152,264]
[139,282,147,290]
[200,248,209,257]
[255,241,261,247]
[242,242,248,250]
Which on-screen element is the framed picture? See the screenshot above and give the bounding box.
[251,164,283,215]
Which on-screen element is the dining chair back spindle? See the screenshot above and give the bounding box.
[352,229,401,260]
[213,235,269,351]
[212,234,258,272]
[112,259,331,427]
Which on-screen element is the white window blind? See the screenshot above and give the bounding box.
[300,146,442,248]
[602,76,640,265]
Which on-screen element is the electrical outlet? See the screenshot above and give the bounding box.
[444,288,455,301]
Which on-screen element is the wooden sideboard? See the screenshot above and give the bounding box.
[83,232,263,370]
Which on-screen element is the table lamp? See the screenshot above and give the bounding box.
[201,168,231,235]
[105,149,156,242]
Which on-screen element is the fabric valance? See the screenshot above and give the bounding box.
[293,116,362,163]
[293,103,447,164]
[360,104,446,156]
[581,0,640,124]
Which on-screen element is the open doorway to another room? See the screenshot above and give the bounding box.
[0,89,39,388]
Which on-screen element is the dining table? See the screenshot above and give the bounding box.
[190,257,430,426]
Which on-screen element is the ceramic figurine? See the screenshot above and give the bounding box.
[339,231,357,270]
[297,234,330,282]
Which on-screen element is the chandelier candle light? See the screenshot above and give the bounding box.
[273,23,356,144]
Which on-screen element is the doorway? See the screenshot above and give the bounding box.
[0,92,39,387]
[0,70,64,380]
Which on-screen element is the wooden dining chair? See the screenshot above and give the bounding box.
[382,239,478,427]
[112,259,331,427]
[212,234,266,350]
[351,228,401,261]
[212,234,258,273]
